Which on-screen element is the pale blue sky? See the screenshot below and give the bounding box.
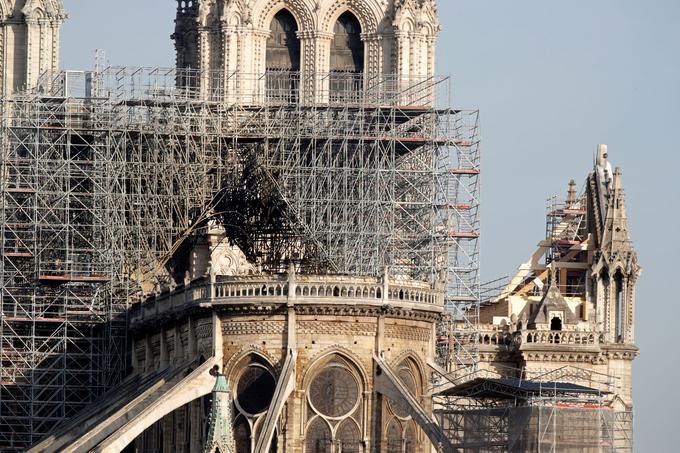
[61,1,679,451]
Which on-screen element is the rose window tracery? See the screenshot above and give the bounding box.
[305,355,364,453]
[309,367,360,418]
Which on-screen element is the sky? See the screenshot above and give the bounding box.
[61,0,679,451]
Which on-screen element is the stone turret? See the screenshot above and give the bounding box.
[0,0,66,96]
[589,146,640,344]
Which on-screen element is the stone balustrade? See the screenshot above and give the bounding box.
[523,330,603,346]
[477,329,605,350]
[130,274,443,327]
[478,330,518,347]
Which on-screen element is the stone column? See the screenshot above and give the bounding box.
[198,27,211,99]
[0,26,5,95]
[251,29,270,104]
[24,18,37,90]
[362,32,383,96]
[394,30,410,97]
[297,30,316,104]
[626,277,636,343]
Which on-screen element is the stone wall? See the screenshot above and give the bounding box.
[0,1,65,96]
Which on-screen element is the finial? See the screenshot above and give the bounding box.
[566,179,577,207]
[597,144,608,167]
[613,167,622,191]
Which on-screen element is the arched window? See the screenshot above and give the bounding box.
[330,12,364,101]
[305,354,364,451]
[336,419,362,453]
[305,418,332,453]
[550,316,562,331]
[614,270,624,342]
[404,423,417,453]
[386,419,402,453]
[232,354,277,453]
[266,9,300,103]
[233,415,251,453]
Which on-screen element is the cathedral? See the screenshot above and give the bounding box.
[0,1,638,452]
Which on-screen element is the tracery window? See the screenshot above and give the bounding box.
[305,355,364,453]
[384,359,422,453]
[330,12,364,102]
[233,355,277,453]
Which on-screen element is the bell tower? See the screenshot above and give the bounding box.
[171,0,441,101]
[0,0,66,96]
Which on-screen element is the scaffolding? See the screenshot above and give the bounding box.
[0,67,479,450]
[437,404,633,452]
[433,366,633,452]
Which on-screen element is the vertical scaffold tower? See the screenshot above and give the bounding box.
[437,110,481,373]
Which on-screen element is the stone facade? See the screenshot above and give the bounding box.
[122,266,443,453]
[476,145,640,409]
[0,0,65,96]
[172,0,439,101]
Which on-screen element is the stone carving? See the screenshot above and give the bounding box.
[222,320,286,336]
[298,320,376,337]
[21,0,67,19]
[173,0,439,95]
[385,325,430,342]
[211,243,256,276]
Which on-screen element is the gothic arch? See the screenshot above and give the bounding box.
[320,0,382,34]
[224,345,279,384]
[219,0,246,27]
[301,345,369,389]
[254,0,314,32]
[266,8,301,70]
[390,350,427,394]
[21,0,65,19]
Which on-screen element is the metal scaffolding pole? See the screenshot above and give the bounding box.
[1,67,478,450]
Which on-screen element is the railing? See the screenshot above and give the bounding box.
[476,329,605,349]
[522,330,603,346]
[129,273,443,326]
[33,68,449,109]
[478,329,519,348]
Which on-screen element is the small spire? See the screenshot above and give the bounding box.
[204,371,236,453]
[550,268,556,286]
[613,167,622,191]
[596,144,608,168]
[566,179,577,207]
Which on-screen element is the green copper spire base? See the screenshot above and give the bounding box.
[204,373,236,453]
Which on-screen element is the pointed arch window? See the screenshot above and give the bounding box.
[266,9,300,103]
[305,354,365,453]
[330,12,364,102]
[614,270,625,342]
